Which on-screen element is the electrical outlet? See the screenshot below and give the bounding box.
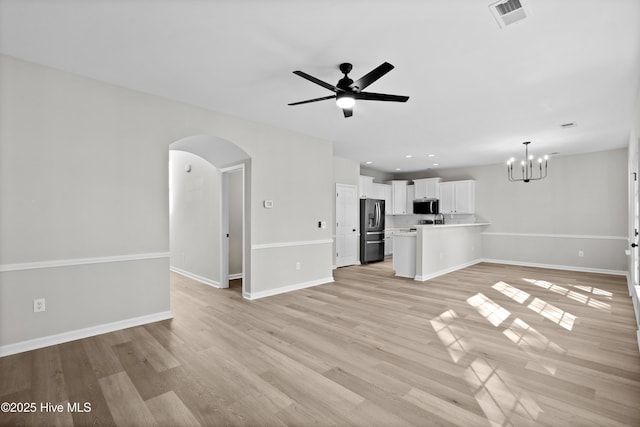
[578,250,584,257]
[33,298,45,313]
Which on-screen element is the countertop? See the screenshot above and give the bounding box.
[430,222,490,228]
[389,223,489,233]
[394,231,417,237]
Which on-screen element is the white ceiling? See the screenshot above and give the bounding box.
[1,0,639,173]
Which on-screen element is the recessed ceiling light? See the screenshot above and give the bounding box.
[433,163,439,166]
[428,154,435,157]
[405,154,413,158]
[365,161,373,164]
[395,168,401,171]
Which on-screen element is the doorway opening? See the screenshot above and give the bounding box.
[168,135,250,296]
[220,164,245,293]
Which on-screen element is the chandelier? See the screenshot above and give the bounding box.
[507,141,548,183]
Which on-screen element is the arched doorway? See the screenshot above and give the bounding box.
[168,135,251,296]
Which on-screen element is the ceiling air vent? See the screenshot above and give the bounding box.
[489,0,532,29]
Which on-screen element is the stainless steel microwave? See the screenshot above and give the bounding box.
[413,199,439,214]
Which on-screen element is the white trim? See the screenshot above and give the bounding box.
[243,276,334,300]
[0,310,173,357]
[229,273,243,280]
[415,259,482,282]
[0,252,170,273]
[170,266,222,288]
[412,258,627,282]
[480,258,627,276]
[481,232,627,241]
[251,239,333,250]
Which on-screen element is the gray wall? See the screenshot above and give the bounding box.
[0,55,334,352]
[169,151,221,284]
[396,149,628,272]
[360,166,394,183]
[169,151,243,283]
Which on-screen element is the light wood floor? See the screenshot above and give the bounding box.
[2,260,640,426]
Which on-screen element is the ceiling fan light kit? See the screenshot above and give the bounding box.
[288,62,409,118]
[507,141,548,183]
[336,93,355,109]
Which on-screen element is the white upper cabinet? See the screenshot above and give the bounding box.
[439,180,475,214]
[386,180,409,215]
[359,175,374,198]
[383,184,392,215]
[406,184,415,214]
[413,178,441,199]
[371,183,386,200]
[372,183,393,215]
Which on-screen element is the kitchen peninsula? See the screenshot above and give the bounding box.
[393,223,489,280]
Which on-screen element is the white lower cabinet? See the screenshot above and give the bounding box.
[393,234,416,278]
[384,230,393,257]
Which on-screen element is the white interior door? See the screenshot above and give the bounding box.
[336,184,358,267]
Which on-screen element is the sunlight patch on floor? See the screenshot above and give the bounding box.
[528,297,576,331]
[430,309,472,363]
[465,358,543,426]
[573,284,613,299]
[431,309,543,425]
[492,281,530,304]
[467,293,511,327]
[522,278,611,312]
[503,318,566,375]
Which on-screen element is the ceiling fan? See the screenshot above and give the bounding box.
[288,62,409,118]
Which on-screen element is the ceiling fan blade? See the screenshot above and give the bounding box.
[354,91,409,102]
[288,95,336,106]
[342,108,353,118]
[292,70,340,92]
[349,62,394,92]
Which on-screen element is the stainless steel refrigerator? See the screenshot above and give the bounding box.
[359,198,385,264]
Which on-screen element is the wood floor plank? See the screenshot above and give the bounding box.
[145,390,201,427]
[0,351,31,398]
[98,371,157,427]
[111,341,173,401]
[57,340,116,426]
[2,260,639,426]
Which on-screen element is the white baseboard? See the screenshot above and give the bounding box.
[229,273,243,280]
[244,276,334,300]
[411,258,626,282]
[0,310,173,357]
[415,259,482,282]
[480,258,627,276]
[170,266,222,288]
